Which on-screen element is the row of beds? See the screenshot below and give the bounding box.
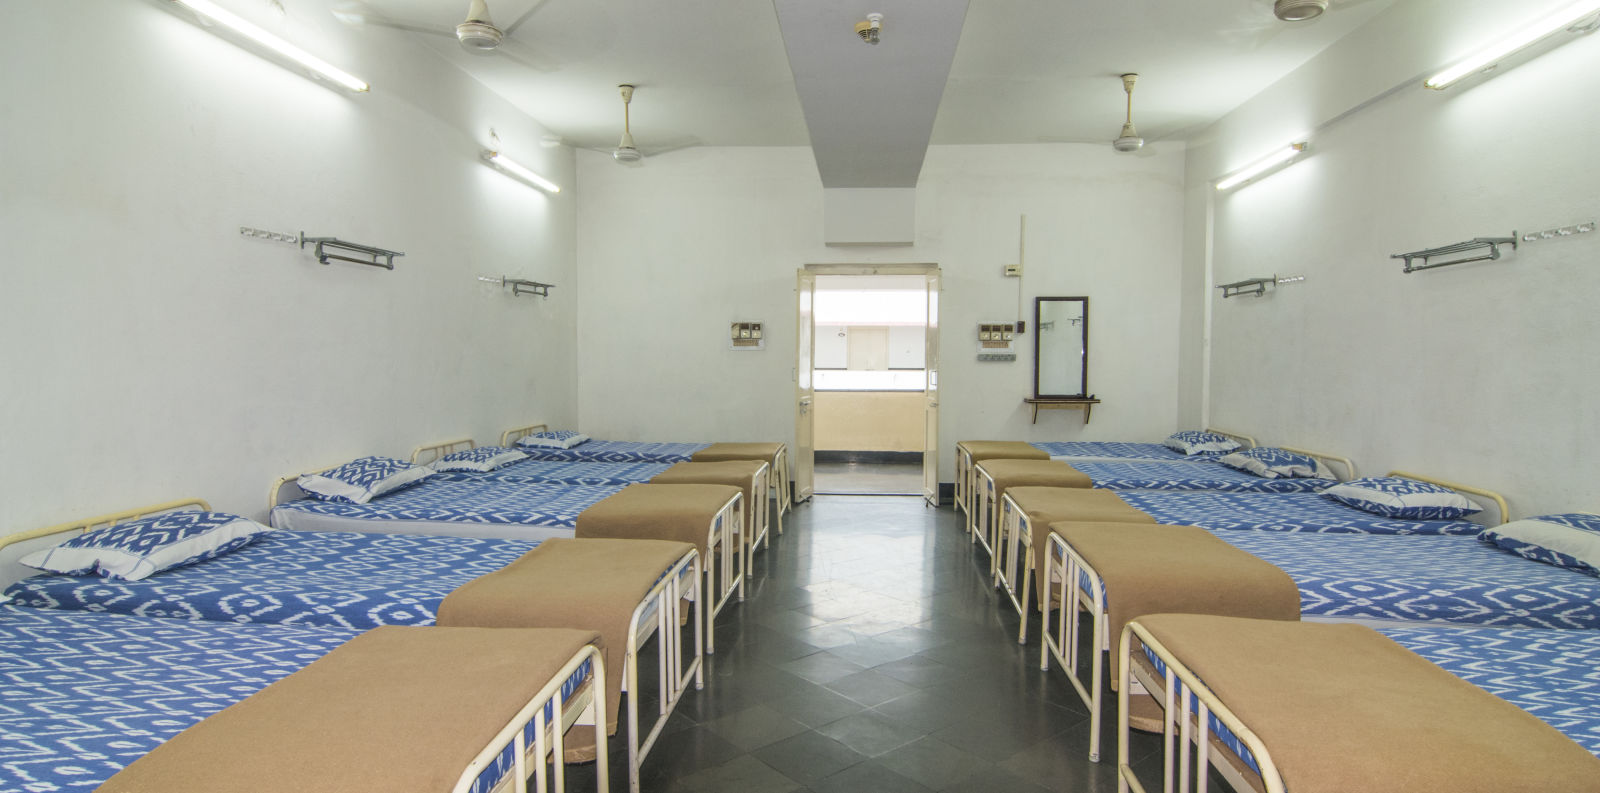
[0,423,792,793]
[954,431,1600,792]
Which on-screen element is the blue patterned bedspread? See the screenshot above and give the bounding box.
[1381,625,1600,757]
[0,605,355,791]
[435,459,674,486]
[3,531,537,630]
[1118,491,1480,534]
[272,479,620,526]
[0,606,589,793]
[1217,531,1600,629]
[1070,461,1332,493]
[517,440,709,463]
[1032,441,1219,461]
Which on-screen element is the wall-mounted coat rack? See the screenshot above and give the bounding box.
[1215,274,1306,298]
[239,226,403,270]
[479,276,553,298]
[1391,234,1516,274]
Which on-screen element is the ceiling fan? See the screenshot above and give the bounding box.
[612,84,642,163]
[1112,73,1144,153]
[1219,0,1388,49]
[330,0,552,69]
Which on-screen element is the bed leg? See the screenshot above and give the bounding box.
[692,555,706,686]
[1017,541,1032,645]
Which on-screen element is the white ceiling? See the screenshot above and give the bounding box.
[331,0,1399,178]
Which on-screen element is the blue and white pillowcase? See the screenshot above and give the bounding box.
[1162,431,1241,456]
[1479,513,1600,577]
[1321,476,1482,520]
[431,446,528,473]
[1217,447,1333,480]
[517,431,591,450]
[20,511,274,581]
[298,456,434,504]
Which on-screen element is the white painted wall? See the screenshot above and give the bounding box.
[0,2,577,527]
[1188,0,1600,515]
[575,143,1186,481]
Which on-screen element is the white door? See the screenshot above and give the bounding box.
[794,270,816,502]
[923,271,941,506]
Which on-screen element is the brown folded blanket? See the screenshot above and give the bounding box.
[1055,523,1299,685]
[978,461,1093,509]
[691,442,783,462]
[438,537,694,751]
[1008,486,1157,609]
[575,483,740,559]
[958,440,1050,462]
[1133,615,1600,793]
[651,461,765,541]
[99,625,602,793]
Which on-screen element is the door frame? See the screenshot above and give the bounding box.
[795,263,941,503]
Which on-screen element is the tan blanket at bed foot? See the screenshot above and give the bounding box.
[98,625,602,793]
[691,442,784,462]
[1134,615,1600,793]
[958,440,1050,462]
[438,537,695,756]
[576,483,741,559]
[978,460,1093,508]
[1056,523,1298,687]
[651,461,765,541]
[1007,487,1157,610]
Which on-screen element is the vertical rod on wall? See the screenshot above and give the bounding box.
[1017,214,1027,330]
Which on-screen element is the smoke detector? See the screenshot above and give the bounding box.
[1274,0,1327,22]
[855,13,883,45]
[1112,73,1145,153]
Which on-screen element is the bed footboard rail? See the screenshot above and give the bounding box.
[622,547,704,793]
[454,643,608,793]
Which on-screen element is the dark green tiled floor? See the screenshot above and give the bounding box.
[569,495,1167,792]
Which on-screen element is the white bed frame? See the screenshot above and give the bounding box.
[954,428,1258,535]
[995,446,1357,640]
[1035,470,1509,765]
[502,422,793,536]
[0,498,695,793]
[1117,621,1279,793]
[474,644,609,793]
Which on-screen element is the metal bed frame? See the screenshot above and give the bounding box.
[1035,471,1509,765]
[1117,621,1279,793]
[501,422,792,536]
[996,446,1356,639]
[269,458,745,649]
[416,437,774,585]
[0,498,691,793]
[954,428,1258,535]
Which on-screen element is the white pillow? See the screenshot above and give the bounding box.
[1478,514,1600,576]
[298,456,433,504]
[1217,448,1333,480]
[1162,431,1241,456]
[21,511,273,581]
[1321,477,1481,520]
[430,446,528,473]
[517,431,591,450]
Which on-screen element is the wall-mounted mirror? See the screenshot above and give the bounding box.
[1034,296,1088,399]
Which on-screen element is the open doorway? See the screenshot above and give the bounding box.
[795,266,940,502]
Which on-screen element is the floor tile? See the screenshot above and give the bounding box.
[814,710,931,757]
[810,760,934,793]
[751,731,869,784]
[702,704,813,752]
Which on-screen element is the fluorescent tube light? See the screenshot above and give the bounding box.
[1215,142,1308,192]
[172,0,369,92]
[1425,0,1600,89]
[483,150,562,194]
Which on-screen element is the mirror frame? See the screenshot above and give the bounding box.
[1033,296,1089,399]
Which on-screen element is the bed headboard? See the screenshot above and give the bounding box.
[499,422,550,447]
[0,499,212,590]
[411,438,477,464]
[1204,428,1257,449]
[1389,470,1510,526]
[1277,446,1357,481]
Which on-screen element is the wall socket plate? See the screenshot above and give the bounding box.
[1003,264,1022,277]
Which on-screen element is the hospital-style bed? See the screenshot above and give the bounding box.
[0,604,607,793]
[953,429,1257,523]
[1118,615,1600,793]
[413,438,772,579]
[0,500,698,793]
[501,422,792,533]
[267,460,747,639]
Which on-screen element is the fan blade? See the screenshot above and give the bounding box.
[331,1,454,37]
[501,0,555,37]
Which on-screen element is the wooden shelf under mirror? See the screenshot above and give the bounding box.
[1023,397,1101,424]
